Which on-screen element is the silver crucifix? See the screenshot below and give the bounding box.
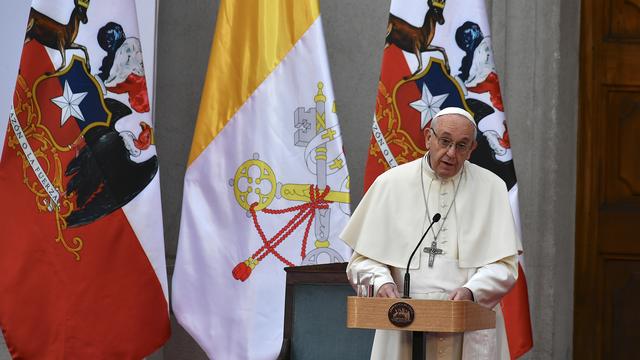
[423,241,443,267]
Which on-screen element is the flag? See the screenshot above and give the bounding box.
[171,1,352,359]
[0,0,170,357]
[365,0,533,358]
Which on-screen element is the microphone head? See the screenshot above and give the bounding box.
[433,213,442,222]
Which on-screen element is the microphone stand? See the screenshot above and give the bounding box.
[403,213,441,299]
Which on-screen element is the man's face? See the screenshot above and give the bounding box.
[424,114,477,179]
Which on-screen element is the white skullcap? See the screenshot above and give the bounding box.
[433,107,476,128]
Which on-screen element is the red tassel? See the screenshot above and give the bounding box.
[232,262,252,281]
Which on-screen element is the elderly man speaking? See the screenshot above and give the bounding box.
[341,107,519,359]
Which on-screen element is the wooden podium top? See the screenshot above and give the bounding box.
[346,296,496,333]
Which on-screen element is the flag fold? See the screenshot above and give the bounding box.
[0,0,170,357]
[172,1,351,359]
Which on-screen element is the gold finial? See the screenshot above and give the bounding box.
[77,0,90,9]
[314,81,326,103]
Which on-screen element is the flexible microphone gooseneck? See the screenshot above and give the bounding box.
[402,213,441,299]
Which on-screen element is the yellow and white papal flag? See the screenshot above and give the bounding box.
[171,1,352,358]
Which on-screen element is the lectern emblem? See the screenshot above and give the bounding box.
[388,302,415,327]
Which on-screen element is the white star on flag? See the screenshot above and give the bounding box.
[409,83,449,128]
[51,81,88,127]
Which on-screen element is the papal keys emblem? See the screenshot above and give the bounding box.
[231,82,350,281]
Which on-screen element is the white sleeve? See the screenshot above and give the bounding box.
[463,255,518,308]
[346,251,396,296]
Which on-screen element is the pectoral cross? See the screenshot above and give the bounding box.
[423,241,443,267]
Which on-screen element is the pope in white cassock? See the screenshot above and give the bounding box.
[341,107,519,359]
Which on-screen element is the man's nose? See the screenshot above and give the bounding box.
[446,144,457,156]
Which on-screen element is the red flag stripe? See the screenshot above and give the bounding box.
[501,263,534,359]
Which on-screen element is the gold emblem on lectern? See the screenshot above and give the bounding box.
[388,302,415,327]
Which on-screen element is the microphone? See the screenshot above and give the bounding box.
[403,213,441,298]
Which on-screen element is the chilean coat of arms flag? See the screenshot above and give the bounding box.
[365,0,533,358]
[0,0,170,357]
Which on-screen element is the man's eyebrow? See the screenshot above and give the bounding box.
[441,132,472,142]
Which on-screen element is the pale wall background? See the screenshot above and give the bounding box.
[0,0,579,359]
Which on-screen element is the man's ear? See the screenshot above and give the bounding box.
[423,126,431,151]
[466,140,478,159]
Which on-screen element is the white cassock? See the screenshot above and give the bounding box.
[341,155,519,360]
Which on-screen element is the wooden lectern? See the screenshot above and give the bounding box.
[346,297,496,360]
